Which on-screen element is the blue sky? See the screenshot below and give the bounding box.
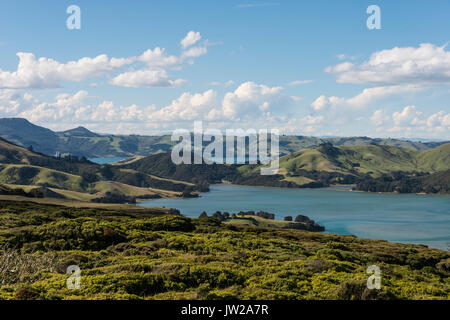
[0,0,449,138]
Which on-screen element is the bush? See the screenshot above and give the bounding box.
[132,216,195,232]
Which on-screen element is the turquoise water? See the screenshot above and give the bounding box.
[89,157,128,164]
[139,184,450,250]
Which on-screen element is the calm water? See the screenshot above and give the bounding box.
[139,184,450,250]
[89,157,128,164]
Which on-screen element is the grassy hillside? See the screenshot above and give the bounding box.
[416,143,450,172]
[0,137,202,202]
[0,200,448,300]
[237,143,450,188]
[0,164,86,192]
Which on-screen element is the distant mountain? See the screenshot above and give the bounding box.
[59,126,100,137]
[0,117,448,158]
[0,118,59,155]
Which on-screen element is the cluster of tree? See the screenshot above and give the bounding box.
[0,184,43,198]
[355,170,450,194]
[237,210,275,220]
[122,152,239,185]
[91,190,136,204]
[283,214,325,231]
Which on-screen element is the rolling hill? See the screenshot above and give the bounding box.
[0,137,203,202]
[125,143,450,193]
[238,143,450,190]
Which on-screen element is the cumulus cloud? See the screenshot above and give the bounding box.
[370,109,390,126]
[110,70,186,88]
[325,43,450,85]
[15,90,156,126]
[392,105,422,126]
[310,85,421,112]
[137,47,181,69]
[0,31,208,89]
[384,107,450,138]
[221,82,293,120]
[180,31,201,49]
[148,90,219,121]
[0,53,133,89]
[4,81,301,133]
[147,82,298,122]
[110,31,207,88]
[0,89,32,114]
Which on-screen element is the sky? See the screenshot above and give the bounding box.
[0,0,449,139]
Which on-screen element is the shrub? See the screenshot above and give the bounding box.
[132,216,195,232]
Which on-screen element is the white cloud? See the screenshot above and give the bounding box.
[110,69,186,88]
[137,47,181,69]
[207,80,235,88]
[310,85,420,112]
[221,82,292,120]
[148,90,219,121]
[325,43,450,85]
[0,89,31,114]
[0,53,134,89]
[370,109,389,126]
[180,31,201,49]
[392,105,422,126]
[0,31,208,89]
[288,80,313,86]
[426,111,450,127]
[147,82,297,122]
[384,107,450,138]
[111,32,207,88]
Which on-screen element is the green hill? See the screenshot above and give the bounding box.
[236,143,450,190]
[0,137,203,202]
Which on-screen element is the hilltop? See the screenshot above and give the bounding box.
[0,118,59,155]
[58,126,100,138]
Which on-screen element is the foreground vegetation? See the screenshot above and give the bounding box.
[0,200,448,300]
